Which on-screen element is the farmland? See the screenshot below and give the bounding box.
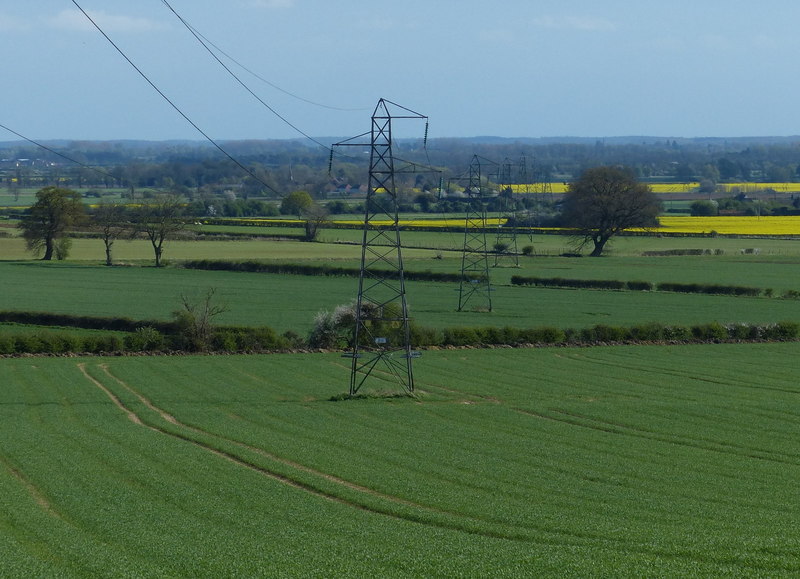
[1,346,798,576]
[3,207,800,575]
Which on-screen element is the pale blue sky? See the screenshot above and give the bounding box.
[2,1,799,141]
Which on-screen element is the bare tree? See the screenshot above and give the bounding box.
[91,202,129,266]
[173,288,228,351]
[132,194,185,267]
[301,203,329,241]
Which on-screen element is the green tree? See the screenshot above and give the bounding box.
[561,166,662,257]
[690,200,718,216]
[19,186,85,260]
[280,190,313,216]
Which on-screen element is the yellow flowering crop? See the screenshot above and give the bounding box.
[651,216,800,236]
[507,182,800,195]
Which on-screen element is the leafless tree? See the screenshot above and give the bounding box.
[132,194,185,267]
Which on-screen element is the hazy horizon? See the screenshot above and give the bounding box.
[3,1,800,142]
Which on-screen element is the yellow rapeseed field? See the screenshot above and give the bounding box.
[218,215,800,236]
[507,182,800,195]
[651,216,800,236]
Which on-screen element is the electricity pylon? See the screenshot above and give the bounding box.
[458,155,493,312]
[333,99,426,395]
[493,157,520,267]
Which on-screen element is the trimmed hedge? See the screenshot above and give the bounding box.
[181,259,474,283]
[426,321,800,348]
[0,311,293,355]
[511,276,764,297]
[0,311,175,333]
[642,249,725,256]
[2,318,800,355]
[511,275,652,291]
[655,282,762,297]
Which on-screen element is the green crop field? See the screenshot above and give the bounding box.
[2,260,800,335]
[0,345,798,576]
[2,217,800,576]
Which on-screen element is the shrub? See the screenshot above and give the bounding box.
[232,327,287,351]
[281,330,305,349]
[629,322,666,342]
[126,326,166,352]
[99,335,125,353]
[15,334,43,353]
[663,325,692,341]
[690,200,718,216]
[442,327,480,347]
[480,327,507,345]
[498,326,522,345]
[727,323,754,340]
[410,324,443,347]
[626,280,654,291]
[521,245,535,256]
[520,326,566,344]
[762,321,800,341]
[0,336,15,354]
[55,333,83,353]
[308,309,342,349]
[581,324,629,343]
[211,330,240,352]
[691,322,728,342]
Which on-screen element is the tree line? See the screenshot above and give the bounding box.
[6,137,800,202]
[19,166,662,261]
[17,187,335,265]
[19,187,187,266]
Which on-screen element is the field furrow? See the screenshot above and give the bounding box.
[1,346,798,576]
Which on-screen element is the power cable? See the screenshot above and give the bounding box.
[165,6,365,113]
[159,0,334,152]
[0,121,187,199]
[69,0,282,196]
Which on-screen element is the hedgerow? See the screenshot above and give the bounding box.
[180,259,471,283]
[3,315,800,356]
[511,275,766,296]
[656,282,762,296]
[511,275,632,290]
[424,320,800,348]
[0,311,174,333]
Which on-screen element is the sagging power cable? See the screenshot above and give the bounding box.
[70,0,282,196]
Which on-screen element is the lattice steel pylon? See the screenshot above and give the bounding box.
[333,99,426,396]
[458,155,493,312]
[493,157,520,267]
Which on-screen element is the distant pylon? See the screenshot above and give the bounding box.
[458,155,493,312]
[493,157,520,267]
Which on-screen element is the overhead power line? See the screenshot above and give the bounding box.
[0,121,185,198]
[69,0,281,196]
[159,2,365,113]
[159,0,331,151]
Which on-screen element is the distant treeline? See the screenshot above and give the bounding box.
[5,136,800,200]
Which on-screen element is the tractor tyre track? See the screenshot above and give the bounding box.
[78,363,780,570]
[514,407,800,465]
